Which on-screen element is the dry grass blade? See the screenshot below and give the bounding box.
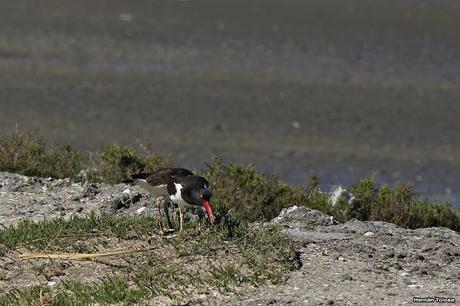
[19,246,155,260]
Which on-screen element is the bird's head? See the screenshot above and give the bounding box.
[184,176,215,224]
[198,188,215,224]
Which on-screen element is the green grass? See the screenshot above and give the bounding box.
[0,208,295,305]
[0,213,157,256]
[1,278,148,306]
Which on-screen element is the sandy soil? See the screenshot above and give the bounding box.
[0,0,459,204]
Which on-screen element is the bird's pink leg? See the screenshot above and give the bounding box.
[155,197,164,234]
[179,206,183,233]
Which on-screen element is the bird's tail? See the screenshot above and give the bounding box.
[122,173,149,184]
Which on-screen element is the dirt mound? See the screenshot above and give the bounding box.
[218,206,459,305]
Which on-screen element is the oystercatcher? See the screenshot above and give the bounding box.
[127,168,215,232]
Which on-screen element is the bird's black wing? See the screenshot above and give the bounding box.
[127,168,194,186]
[153,168,194,179]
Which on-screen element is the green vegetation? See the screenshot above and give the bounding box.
[0,129,82,179]
[0,129,459,231]
[88,143,171,183]
[0,210,294,305]
[0,129,171,183]
[348,178,460,231]
[0,279,148,306]
[204,158,460,231]
[204,157,310,221]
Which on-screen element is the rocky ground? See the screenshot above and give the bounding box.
[0,172,459,305]
[218,206,459,305]
[0,171,159,227]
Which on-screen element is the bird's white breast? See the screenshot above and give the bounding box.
[170,183,193,208]
[170,183,183,202]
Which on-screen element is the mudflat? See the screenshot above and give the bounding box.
[0,0,459,204]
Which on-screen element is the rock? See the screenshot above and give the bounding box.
[82,183,99,199]
[329,185,355,206]
[285,230,351,243]
[271,206,336,229]
[110,189,142,210]
[335,219,406,235]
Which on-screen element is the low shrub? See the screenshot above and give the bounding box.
[0,129,82,179]
[203,157,311,221]
[87,144,171,183]
[349,177,460,231]
[203,158,460,231]
[0,129,171,183]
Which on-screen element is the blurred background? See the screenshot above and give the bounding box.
[0,0,459,207]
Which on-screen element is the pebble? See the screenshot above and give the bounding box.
[393,263,402,270]
[364,231,375,237]
[400,272,409,277]
[47,276,59,287]
[136,207,146,214]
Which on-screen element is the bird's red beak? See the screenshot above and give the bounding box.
[203,201,215,224]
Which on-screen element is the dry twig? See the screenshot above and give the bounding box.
[19,246,155,260]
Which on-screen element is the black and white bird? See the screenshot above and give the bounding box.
[127,168,215,232]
